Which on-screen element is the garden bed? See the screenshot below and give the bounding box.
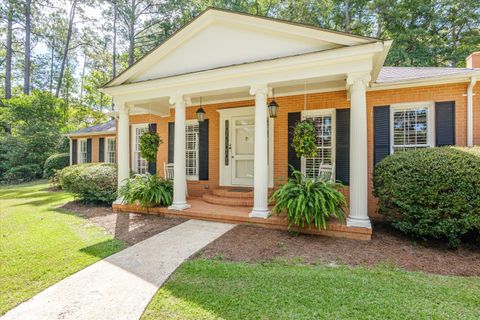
[61,201,186,246]
[197,221,480,276]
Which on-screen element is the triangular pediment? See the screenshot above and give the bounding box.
[107,8,378,87]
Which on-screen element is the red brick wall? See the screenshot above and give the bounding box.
[70,134,116,163]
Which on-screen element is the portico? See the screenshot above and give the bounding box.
[101,7,392,234]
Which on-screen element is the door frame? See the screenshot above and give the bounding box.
[218,106,274,187]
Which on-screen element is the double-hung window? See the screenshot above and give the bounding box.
[301,109,335,179]
[78,139,88,164]
[133,124,148,174]
[106,137,116,163]
[185,121,199,180]
[391,102,434,153]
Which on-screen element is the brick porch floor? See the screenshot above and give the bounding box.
[112,198,372,241]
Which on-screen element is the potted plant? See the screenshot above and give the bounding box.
[292,120,317,158]
[140,131,162,163]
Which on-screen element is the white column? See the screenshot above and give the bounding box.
[117,102,130,189]
[467,77,477,147]
[168,95,191,211]
[249,84,270,218]
[346,74,371,228]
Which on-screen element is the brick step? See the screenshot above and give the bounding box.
[202,192,253,207]
[212,188,254,199]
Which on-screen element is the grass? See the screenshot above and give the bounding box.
[142,259,480,320]
[0,181,125,315]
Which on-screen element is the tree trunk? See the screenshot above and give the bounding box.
[345,0,350,33]
[5,1,13,99]
[56,0,78,98]
[112,0,117,77]
[24,0,31,95]
[49,36,55,93]
[79,54,87,102]
[128,0,136,66]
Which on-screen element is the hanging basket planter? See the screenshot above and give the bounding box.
[292,120,317,158]
[141,131,162,163]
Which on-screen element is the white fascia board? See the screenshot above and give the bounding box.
[103,43,382,101]
[370,71,480,91]
[371,40,392,82]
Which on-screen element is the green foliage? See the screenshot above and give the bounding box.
[292,120,317,158]
[120,173,173,208]
[271,169,346,230]
[2,164,42,184]
[58,163,118,204]
[140,131,162,163]
[373,147,480,247]
[43,153,69,179]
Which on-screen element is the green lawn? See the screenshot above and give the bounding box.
[142,260,480,320]
[0,181,125,315]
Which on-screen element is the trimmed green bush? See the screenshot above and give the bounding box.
[373,147,480,247]
[120,173,173,207]
[271,169,346,230]
[43,153,69,179]
[2,164,42,184]
[58,163,117,204]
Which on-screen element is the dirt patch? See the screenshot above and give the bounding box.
[197,222,480,276]
[60,201,186,246]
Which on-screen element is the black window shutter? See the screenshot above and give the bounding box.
[148,123,157,174]
[86,138,92,163]
[335,109,350,185]
[71,139,77,165]
[98,138,105,162]
[435,101,455,146]
[287,112,301,176]
[168,122,175,163]
[199,120,209,180]
[374,106,391,165]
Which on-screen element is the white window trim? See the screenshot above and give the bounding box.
[390,101,435,154]
[105,137,116,163]
[300,108,336,178]
[132,124,149,174]
[185,119,199,181]
[77,138,88,164]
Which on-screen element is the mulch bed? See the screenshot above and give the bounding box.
[60,201,186,246]
[196,221,480,276]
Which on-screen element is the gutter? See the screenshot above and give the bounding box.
[467,76,477,147]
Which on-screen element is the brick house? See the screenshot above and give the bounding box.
[68,8,480,240]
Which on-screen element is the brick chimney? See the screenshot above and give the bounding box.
[466,52,480,68]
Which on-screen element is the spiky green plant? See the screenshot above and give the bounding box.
[120,173,173,208]
[271,169,346,230]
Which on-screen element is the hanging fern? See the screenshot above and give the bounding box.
[141,131,162,163]
[292,120,317,158]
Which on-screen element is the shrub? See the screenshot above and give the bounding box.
[43,153,69,179]
[373,147,480,247]
[2,164,42,184]
[58,163,117,204]
[120,173,173,207]
[271,169,346,230]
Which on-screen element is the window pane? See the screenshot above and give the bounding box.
[304,114,333,178]
[392,106,430,154]
[185,123,199,178]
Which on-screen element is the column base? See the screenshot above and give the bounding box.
[168,202,191,211]
[346,216,372,229]
[249,208,270,219]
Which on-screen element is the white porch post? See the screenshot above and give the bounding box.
[117,102,130,189]
[346,74,371,228]
[249,84,270,218]
[168,95,191,211]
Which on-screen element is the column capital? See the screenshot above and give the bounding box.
[249,84,269,96]
[346,73,371,91]
[114,100,130,113]
[169,95,191,107]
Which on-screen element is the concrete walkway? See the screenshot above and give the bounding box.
[1,219,235,320]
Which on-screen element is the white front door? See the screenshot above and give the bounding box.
[231,116,255,185]
[218,106,273,187]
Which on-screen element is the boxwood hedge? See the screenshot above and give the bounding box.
[58,163,117,204]
[43,153,69,179]
[373,147,480,247]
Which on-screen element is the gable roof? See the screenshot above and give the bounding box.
[67,120,116,137]
[104,7,384,88]
[377,67,480,83]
